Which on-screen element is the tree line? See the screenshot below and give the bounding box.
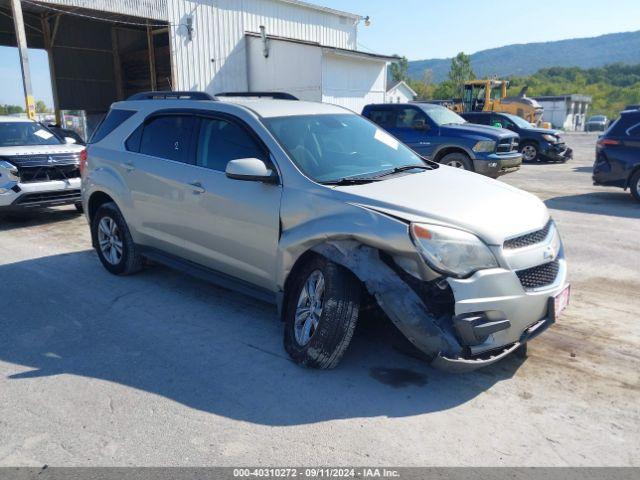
[393,54,640,120]
[0,100,50,115]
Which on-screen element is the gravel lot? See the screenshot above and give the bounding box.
[1,132,638,467]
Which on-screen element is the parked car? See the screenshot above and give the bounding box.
[585,115,608,132]
[0,116,85,213]
[83,92,569,372]
[624,105,640,111]
[592,108,640,202]
[362,103,522,178]
[462,111,572,163]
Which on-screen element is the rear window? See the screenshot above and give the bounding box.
[89,109,136,144]
[606,112,640,137]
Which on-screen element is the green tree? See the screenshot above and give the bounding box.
[35,100,49,113]
[0,104,24,115]
[447,52,475,96]
[390,56,409,83]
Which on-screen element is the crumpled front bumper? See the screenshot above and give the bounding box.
[541,143,573,162]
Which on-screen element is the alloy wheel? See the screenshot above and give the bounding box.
[446,160,465,168]
[522,145,537,162]
[294,270,325,346]
[97,216,123,265]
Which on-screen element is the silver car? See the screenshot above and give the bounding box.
[82,92,569,372]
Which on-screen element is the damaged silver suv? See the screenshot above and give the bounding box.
[82,91,569,372]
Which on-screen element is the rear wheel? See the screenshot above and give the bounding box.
[630,170,640,203]
[520,142,539,162]
[440,152,473,171]
[284,256,361,369]
[91,202,144,275]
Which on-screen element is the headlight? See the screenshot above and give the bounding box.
[410,223,499,278]
[542,134,558,143]
[472,140,496,153]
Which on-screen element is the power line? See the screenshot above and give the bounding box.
[20,0,178,28]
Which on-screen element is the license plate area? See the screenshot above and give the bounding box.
[550,285,571,321]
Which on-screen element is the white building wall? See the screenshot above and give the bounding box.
[247,37,322,101]
[167,0,358,95]
[321,53,386,113]
[40,0,168,21]
[387,85,414,104]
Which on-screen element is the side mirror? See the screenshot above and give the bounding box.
[226,158,277,183]
[64,137,77,144]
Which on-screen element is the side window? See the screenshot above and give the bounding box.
[395,107,426,129]
[89,109,135,144]
[125,124,143,152]
[367,109,395,129]
[627,123,640,138]
[196,118,266,172]
[139,115,196,163]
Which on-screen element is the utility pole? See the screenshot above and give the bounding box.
[10,0,36,119]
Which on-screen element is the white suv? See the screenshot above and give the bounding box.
[82,92,569,372]
[0,116,85,213]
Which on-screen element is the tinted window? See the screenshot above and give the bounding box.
[366,108,395,129]
[627,123,640,137]
[125,124,143,152]
[466,114,490,125]
[394,108,427,128]
[90,109,135,144]
[196,118,265,172]
[140,115,196,163]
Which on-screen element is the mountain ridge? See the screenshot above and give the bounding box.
[407,30,640,82]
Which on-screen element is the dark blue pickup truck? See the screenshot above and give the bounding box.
[462,111,572,163]
[362,103,522,178]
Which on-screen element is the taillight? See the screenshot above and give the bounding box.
[597,138,621,148]
[79,149,88,175]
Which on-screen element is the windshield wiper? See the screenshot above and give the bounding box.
[321,177,381,186]
[373,164,431,178]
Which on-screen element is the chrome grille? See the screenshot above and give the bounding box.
[516,260,560,290]
[504,221,552,249]
[5,152,81,168]
[496,138,518,153]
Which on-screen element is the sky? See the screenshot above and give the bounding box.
[1,0,640,108]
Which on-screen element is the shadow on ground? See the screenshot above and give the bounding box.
[0,207,82,232]
[1,251,524,426]
[545,191,639,219]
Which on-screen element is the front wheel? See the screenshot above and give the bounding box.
[91,202,144,275]
[284,256,361,369]
[630,170,640,203]
[520,142,539,162]
[440,152,473,171]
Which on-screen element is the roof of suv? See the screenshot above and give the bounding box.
[115,98,349,119]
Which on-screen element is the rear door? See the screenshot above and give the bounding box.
[121,113,198,256]
[177,114,283,290]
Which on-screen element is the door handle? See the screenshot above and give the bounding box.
[123,161,135,172]
[189,181,206,194]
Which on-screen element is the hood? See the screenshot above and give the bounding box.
[525,127,562,136]
[442,123,517,140]
[335,167,549,246]
[0,144,85,157]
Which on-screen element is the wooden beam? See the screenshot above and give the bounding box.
[111,27,124,100]
[147,23,157,91]
[10,0,35,119]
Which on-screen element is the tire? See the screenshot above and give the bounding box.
[630,170,640,203]
[284,256,361,369]
[520,142,539,162]
[75,202,84,213]
[91,202,144,275]
[440,152,473,171]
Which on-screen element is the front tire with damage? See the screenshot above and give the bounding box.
[284,256,361,369]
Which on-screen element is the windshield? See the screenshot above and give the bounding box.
[420,105,466,126]
[503,114,533,129]
[263,114,427,183]
[590,115,605,121]
[0,122,62,147]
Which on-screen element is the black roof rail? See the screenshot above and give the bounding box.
[126,91,216,101]
[215,91,299,101]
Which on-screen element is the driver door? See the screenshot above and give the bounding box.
[389,106,434,158]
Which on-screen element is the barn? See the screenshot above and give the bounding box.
[1,0,394,134]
